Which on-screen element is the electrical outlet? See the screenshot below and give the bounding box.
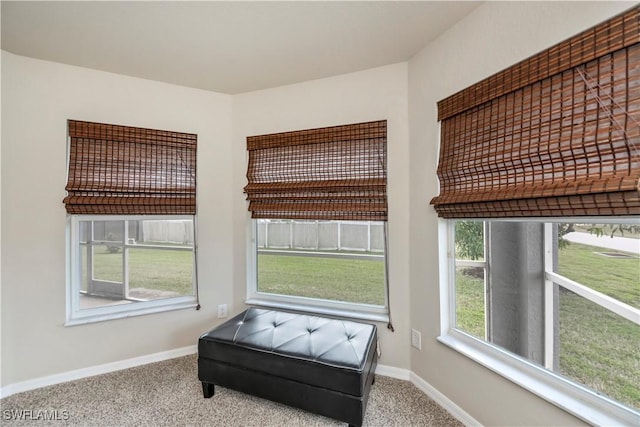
[217,304,228,318]
[411,328,422,350]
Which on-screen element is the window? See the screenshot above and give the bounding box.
[68,216,197,323]
[64,120,198,324]
[244,121,389,321]
[445,219,639,422]
[431,7,639,425]
[250,219,387,315]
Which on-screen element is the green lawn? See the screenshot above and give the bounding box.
[558,290,640,408]
[455,268,485,339]
[556,243,639,409]
[557,243,640,309]
[456,242,639,410]
[91,246,193,295]
[257,252,385,305]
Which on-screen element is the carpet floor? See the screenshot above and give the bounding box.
[1,355,463,426]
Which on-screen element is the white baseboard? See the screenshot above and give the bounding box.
[1,347,479,427]
[0,345,197,399]
[409,371,482,427]
[375,363,411,380]
[374,365,480,426]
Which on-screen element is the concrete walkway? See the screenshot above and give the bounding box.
[564,231,640,255]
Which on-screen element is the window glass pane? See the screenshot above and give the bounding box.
[558,289,640,409]
[79,221,91,243]
[454,221,485,261]
[137,219,195,246]
[256,219,386,306]
[74,218,195,313]
[450,219,640,412]
[128,248,193,300]
[80,243,125,308]
[455,265,485,339]
[453,221,486,339]
[92,220,124,243]
[80,245,88,293]
[556,222,639,411]
[92,244,123,283]
[558,223,640,310]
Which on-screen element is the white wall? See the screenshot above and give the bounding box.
[1,53,412,386]
[0,52,234,386]
[407,1,635,426]
[232,63,411,370]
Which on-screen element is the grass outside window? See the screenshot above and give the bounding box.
[90,247,193,296]
[257,251,385,306]
[455,241,639,410]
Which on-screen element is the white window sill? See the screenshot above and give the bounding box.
[438,331,640,427]
[245,294,389,323]
[65,299,198,326]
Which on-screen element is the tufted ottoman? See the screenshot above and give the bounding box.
[198,308,378,427]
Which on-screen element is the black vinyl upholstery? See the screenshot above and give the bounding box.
[198,308,378,426]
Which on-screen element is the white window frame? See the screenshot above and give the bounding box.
[66,215,198,326]
[438,217,640,426]
[245,219,389,322]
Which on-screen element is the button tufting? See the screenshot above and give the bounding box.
[209,308,376,370]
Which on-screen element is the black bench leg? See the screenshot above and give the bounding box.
[202,382,215,398]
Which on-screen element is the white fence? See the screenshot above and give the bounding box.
[142,220,194,244]
[257,220,384,252]
[139,219,385,251]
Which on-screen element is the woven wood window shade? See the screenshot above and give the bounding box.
[431,6,640,218]
[244,120,387,221]
[64,120,197,215]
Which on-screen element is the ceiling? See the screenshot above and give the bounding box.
[1,1,480,94]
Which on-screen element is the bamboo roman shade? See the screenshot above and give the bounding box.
[64,120,197,215]
[244,120,387,221]
[431,6,640,218]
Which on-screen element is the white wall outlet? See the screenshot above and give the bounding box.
[217,304,228,318]
[411,328,422,350]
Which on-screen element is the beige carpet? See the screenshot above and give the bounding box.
[1,355,463,426]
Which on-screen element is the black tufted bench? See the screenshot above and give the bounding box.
[198,308,378,427]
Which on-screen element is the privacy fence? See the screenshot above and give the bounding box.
[257,220,384,252]
[142,220,194,244]
[95,220,383,251]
